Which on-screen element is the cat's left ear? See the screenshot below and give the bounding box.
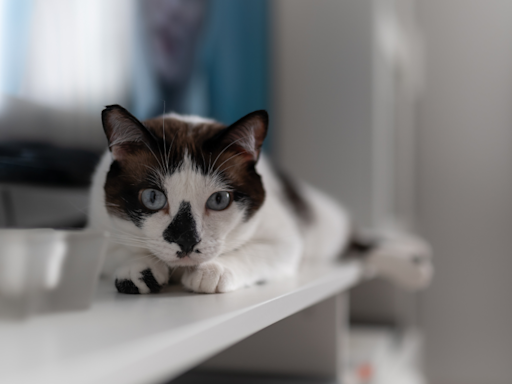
[215,110,269,163]
[101,104,155,161]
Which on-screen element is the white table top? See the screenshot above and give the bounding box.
[0,261,362,384]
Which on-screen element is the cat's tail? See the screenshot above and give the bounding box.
[346,229,433,290]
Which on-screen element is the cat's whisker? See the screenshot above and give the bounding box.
[109,235,148,245]
[109,231,152,243]
[111,236,157,246]
[142,164,166,188]
[150,103,169,178]
[146,174,164,188]
[162,101,170,175]
[148,251,169,268]
[218,151,245,168]
[109,230,177,254]
[200,151,206,172]
[167,130,179,174]
[209,135,251,174]
[65,198,89,215]
[143,164,163,177]
[109,234,148,243]
[108,239,147,248]
[215,163,240,174]
[142,141,167,176]
[110,235,146,244]
[211,151,248,178]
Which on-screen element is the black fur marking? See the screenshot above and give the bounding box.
[104,161,151,228]
[345,233,380,259]
[232,191,254,221]
[350,237,379,253]
[163,201,200,256]
[115,279,140,294]
[140,268,162,293]
[276,170,313,223]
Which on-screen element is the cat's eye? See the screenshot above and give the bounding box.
[140,189,167,210]
[206,191,232,211]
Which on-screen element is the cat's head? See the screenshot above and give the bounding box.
[101,105,268,267]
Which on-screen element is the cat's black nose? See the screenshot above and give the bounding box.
[163,201,201,256]
[176,238,200,255]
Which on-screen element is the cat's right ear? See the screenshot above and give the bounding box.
[101,105,153,161]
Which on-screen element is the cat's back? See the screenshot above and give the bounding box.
[256,155,351,261]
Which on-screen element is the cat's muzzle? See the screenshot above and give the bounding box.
[162,201,201,258]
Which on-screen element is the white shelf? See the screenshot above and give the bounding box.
[0,261,362,384]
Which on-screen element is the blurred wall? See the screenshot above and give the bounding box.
[272,0,376,227]
[272,0,422,325]
[417,1,512,383]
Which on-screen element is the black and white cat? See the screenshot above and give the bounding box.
[88,105,432,294]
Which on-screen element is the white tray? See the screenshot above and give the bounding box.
[0,229,108,318]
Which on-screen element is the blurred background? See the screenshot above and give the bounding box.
[1,0,512,383]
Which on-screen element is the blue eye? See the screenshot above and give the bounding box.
[206,191,231,211]
[141,189,167,210]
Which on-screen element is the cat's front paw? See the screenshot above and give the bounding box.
[114,260,169,294]
[181,261,237,293]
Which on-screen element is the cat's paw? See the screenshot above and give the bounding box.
[365,233,433,291]
[181,261,237,293]
[114,260,169,294]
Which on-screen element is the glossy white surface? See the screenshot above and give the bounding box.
[0,261,362,384]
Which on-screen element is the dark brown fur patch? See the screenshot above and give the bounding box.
[344,230,380,259]
[276,170,313,224]
[102,107,267,225]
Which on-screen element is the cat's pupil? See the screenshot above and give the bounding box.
[141,188,166,210]
[206,191,231,211]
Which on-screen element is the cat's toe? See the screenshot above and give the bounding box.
[114,262,168,294]
[216,267,236,292]
[182,262,236,293]
[139,268,163,293]
[115,278,140,294]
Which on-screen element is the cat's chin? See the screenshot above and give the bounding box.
[164,254,216,267]
[168,257,200,267]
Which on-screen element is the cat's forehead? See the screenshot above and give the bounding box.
[162,155,230,212]
[143,113,226,146]
[162,113,217,125]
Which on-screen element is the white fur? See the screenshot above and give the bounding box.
[234,126,257,159]
[89,123,432,294]
[163,112,216,126]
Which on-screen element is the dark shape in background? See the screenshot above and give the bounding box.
[0,0,270,228]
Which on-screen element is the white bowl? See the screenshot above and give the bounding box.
[0,229,108,319]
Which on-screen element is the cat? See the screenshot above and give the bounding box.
[88,105,432,294]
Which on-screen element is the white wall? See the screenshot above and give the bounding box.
[272,0,422,325]
[272,0,376,226]
[417,1,512,383]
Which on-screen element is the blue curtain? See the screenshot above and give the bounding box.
[131,0,271,150]
[203,0,269,125]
